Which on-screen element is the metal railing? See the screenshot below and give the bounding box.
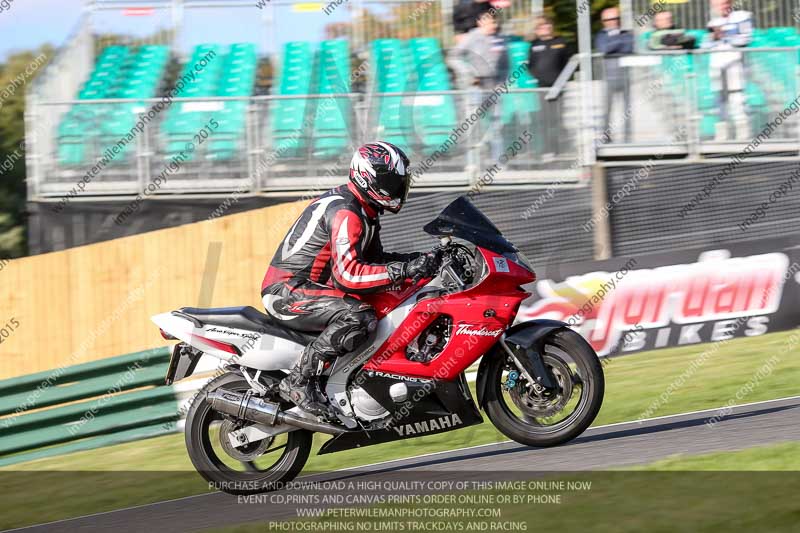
[35,3,800,204]
[29,86,586,199]
[591,48,800,155]
[25,13,94,203]
[0,347,178,468]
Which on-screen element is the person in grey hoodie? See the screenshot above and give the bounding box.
[448,10,510,90]
[447,10,510,162]
[594,6,634,143]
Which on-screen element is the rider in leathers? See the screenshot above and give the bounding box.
[261,142,440,415]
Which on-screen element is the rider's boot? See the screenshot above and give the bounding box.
[279,346,329,417]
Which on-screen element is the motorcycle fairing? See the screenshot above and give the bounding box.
[318,373,483,455]
[151,311,308,372]
[362,247,532,381]
[359,280,430,320]
[323,276,448,420]
[152,277,447,391]
[165,343,202,385]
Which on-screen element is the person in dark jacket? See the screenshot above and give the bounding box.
[528,16,571,156]
[528,16,570,88]
[594,6,634,143]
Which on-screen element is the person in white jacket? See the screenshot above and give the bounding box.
[703,0,754,139]
[705,0,753,48]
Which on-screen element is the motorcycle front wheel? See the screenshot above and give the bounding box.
[484,329,604,447]
[184,371,312,495]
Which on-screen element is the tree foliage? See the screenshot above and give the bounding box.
[544,0,620,45]
[0,46,53,258]
[322,0,620,49]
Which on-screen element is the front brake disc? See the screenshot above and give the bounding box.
[509,355,574,418]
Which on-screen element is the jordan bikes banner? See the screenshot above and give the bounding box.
[516,237,800,357]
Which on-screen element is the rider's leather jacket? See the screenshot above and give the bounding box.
[261,183,417,295]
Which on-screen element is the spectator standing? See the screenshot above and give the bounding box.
[528,15,570,87]
[448,10,509,163]
[706,0,753,48]
[703,0,754,139]
[449,10,509,90]
[528,15,571,157]
[648,11,696,50]
[452,0,493,44]
[594,6,634,143]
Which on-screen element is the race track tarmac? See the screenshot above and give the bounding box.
[9,395,800,533]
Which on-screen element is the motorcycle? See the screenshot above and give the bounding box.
[152,196,604,494]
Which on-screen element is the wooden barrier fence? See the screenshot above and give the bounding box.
[0,199,307,380]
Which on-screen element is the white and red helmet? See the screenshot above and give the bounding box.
[349,141,411,214]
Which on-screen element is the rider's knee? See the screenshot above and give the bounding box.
[331,305,376,353]
[356,306,378,333]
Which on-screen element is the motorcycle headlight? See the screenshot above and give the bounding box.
[474,249,489,282]
[504,251,534,273]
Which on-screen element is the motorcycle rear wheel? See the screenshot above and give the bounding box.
[484,329,604,447]
[185,371,312,494]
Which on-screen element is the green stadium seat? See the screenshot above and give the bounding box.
[159,43,257,162]
[312,40,351,158]
[684,54,720,140]
[270,41,314,157]
[503,41,540,123]
[639,31,652,51]
[407,38,458,153]
[371,39,414,151]
[766,27,799,45]
[501,41,541,153]
[58,142,87,166]
[56,44,170,166]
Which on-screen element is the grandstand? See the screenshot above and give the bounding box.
[23,0,800,256]
[28,1,578,202]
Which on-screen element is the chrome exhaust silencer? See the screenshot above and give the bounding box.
[207,389,279,425]
[206,389,344,435]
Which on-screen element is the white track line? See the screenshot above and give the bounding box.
[7,393,800,532]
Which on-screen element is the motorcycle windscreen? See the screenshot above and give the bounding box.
[422,196,518,254]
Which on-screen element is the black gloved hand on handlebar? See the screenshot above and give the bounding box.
[387,251,441,284]
[406,251,441,281]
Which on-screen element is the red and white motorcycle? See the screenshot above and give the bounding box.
[152,197,604,494]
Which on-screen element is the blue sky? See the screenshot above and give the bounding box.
[0,0,83,59]
[0,0,351,61]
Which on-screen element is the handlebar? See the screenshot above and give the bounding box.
[421,240,474,288]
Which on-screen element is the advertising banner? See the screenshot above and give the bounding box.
[516,237,800,357]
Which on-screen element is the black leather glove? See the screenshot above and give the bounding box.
[388,252,441,284]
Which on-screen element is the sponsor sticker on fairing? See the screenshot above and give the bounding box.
[493,257,510,272]
[455,324,504,337]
